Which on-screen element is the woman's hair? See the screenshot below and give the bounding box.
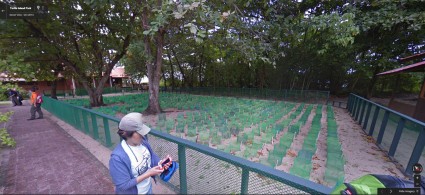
[117,129,135,140]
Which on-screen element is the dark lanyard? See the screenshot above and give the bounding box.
[126,142,139,162]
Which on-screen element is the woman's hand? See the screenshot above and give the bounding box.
[136,166,164,183]
[159,155,173,170]
[146,166,164,177]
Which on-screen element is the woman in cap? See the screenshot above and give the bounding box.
[109,112,172,194]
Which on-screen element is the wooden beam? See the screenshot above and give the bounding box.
[400,52,425,62]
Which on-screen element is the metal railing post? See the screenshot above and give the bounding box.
[359,100,367,125]
[406,127,425,175]
[178,145,188,194]
[363,103,372,130]
[355,100,363,121]
[82,111,90,135]
[369,107,380,136]
[351,97,358,117]
[241,168,249,194]
[74,108,82,130]
[377,111,390,144]
[389,118,405,157]
[91,113,99,140]
[103,117,112,147]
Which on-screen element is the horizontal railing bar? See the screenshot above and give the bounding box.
[46,97,121,123]
[350,94,425,128]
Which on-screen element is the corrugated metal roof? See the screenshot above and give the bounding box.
[376,60,425,76]
[110,67,127,78]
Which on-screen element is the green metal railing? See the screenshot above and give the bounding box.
[42,96,332,194]
[347,93,425,175]
[165,87,330,105]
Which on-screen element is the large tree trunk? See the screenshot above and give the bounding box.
[78,78,106,107]
[50,70,59,99]
[51,79,58,100]
[87,89,104,107]
[142,7,163,115]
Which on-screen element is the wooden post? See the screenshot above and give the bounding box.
[413,76,425,122]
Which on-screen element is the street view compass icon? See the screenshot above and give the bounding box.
[413,163,423,174]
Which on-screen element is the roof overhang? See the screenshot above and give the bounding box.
[377,61,425,76]
[399,52,425,62]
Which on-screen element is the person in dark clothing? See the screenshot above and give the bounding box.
[15,89,23,105]
[9,89,18,106]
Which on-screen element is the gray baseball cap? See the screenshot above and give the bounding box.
[119,112,151,136]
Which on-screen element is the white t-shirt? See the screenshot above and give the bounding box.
[121,140,152,194]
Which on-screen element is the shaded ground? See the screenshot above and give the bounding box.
[0,102,114,194]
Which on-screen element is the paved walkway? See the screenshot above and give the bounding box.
[0,103,114,194]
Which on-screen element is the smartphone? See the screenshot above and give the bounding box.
[161,158,171,167]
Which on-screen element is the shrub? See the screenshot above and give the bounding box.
[0,128,16,148]
[0,111,15,148]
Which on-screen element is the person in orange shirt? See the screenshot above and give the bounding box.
[28,86,43,120]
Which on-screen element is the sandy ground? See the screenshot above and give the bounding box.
[333,107,407,182]
[140,101,409,188]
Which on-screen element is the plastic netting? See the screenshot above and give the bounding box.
[324,106,345,186]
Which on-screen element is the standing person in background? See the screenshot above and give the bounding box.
[27,86,43,120]
[109,112,173,194]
